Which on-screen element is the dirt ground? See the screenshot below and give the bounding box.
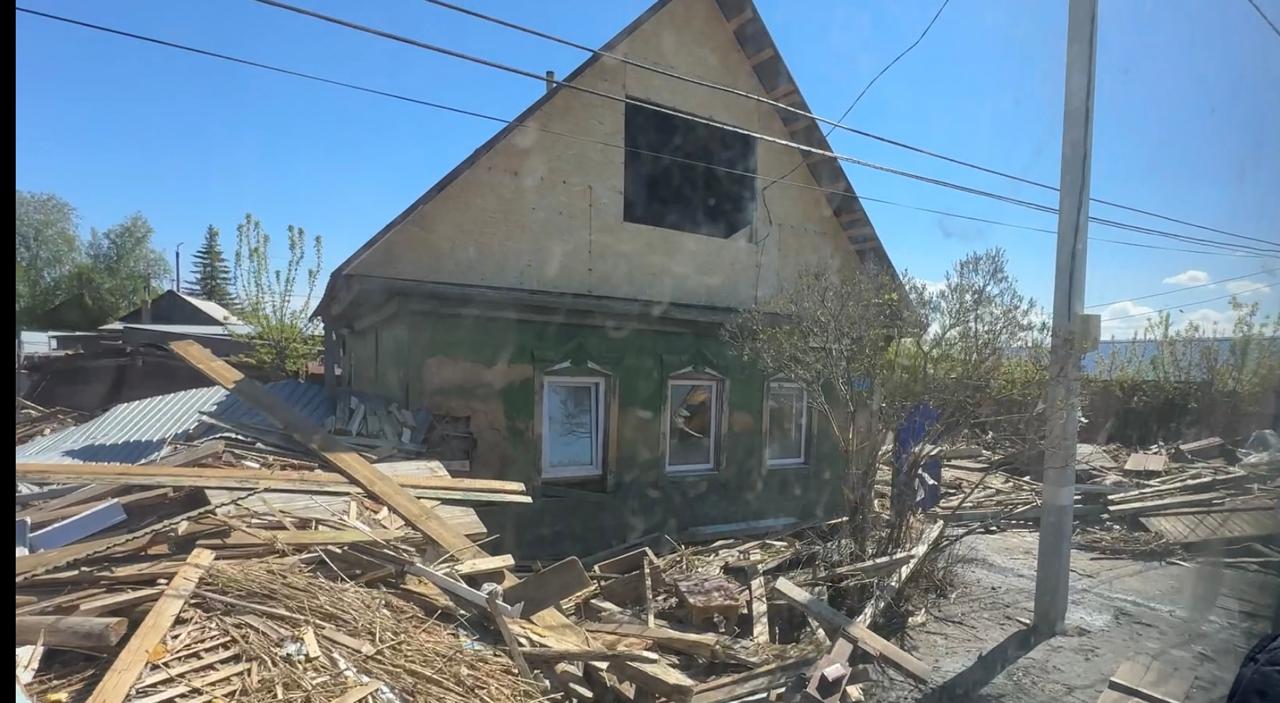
[866,528,1279,703]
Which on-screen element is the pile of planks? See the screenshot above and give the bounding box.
[16,399,88,446]
[16,341,953,703]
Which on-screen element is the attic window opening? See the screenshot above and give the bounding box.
[623,100,756,238]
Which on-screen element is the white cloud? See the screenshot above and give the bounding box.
[1100,301,1155,338]
[1224,280,1272,297]
[1162,270,1210,286]
[1179,307,1230,332]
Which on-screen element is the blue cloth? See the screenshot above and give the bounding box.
[894,403,942,509]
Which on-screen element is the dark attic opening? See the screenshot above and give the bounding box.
[623,99,757,238]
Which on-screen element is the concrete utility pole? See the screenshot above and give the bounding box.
[1033,0,1100,634]
[175,243,184,292]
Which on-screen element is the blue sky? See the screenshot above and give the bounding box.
[15,0,1280,336]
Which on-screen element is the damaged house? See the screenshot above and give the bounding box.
[315,0,895,557]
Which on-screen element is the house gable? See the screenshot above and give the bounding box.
[328,0,890,317]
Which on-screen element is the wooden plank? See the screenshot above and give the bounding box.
[16,485,122,521]
[16,463,529,502]
[15,616,128,650]
[487,590,534,680]
[772,577,929,684]
[519,647,659,664]
[169,344,591,651]
[85,548,216,703]
[855,521,944,628]
[594,547,655,575]
[1108,472,1245,504]
[773,576,847,636]
[690,655,815,703]
[1097,656,1154,703]
[1141,510,1279,544]
[583,619,757,665]
[147,440,226,467]
[840,622,929,684]
[196,529,409,548]
[74,588,163,616]
[1123,453,1168,473]
[130,662,249,703]
[1109,493,1225,517]
[724,6,754,32]
[15,588,108,616]
[608,660,698,702]
[169,341,484,557]
[327,680,384,703]
[501,557,592,617]
[403,563,524,619]
[450,554,515,577]
[1106,678,1179,703]
[1138,659,1195,702]
[135,650,239,688]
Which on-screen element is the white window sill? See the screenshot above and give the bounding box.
[542,470,603,482]
[665,468,719,479]
[767,461,810,470]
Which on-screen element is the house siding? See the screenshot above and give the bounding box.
[344,307,846,558]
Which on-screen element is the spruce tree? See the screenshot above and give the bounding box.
[185,225,236,308]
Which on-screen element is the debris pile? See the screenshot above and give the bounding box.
[16,399,88,447]
[929,438,1280,565]
[15,342,950,703]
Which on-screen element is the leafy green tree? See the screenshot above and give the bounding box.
[184,225,236,308]
[16,191,83,326]
[84,213,172,317]
[727,247,1047,557]
[232,213,323,376]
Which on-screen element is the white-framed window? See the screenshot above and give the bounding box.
[766,381,808,467]
[666,379,719,472]
[542,377,605,479]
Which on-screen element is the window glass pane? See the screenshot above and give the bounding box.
[669,382,714,467]
[768,384,804,462]
[546,383,596,469]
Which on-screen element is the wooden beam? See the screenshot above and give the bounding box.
[168,341,486,558]
[27,488,174,529]
[487,590,534,680]
[1106,677,1180,703]
[608,660,698,702]
[747,46,777,67]
[327,680,384,703]
[501,557,593,617]
[15,616,128,651]
[771,577,929,684]
[196,529,409,548]
[16,463,528,502]
[520,647,659,664]
[450,554,516,577]
[690,655,815,703]
[854,521,944,628]
[724,6,754,32]
[146,440,226,467]
[74,588,163,616]
[85,548,216,703]
[768,84,799,102]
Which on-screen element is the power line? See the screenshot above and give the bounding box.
[1100,283,1273,321]
[1248,0,1280,37]
[16,6,1278,266]
[250,0,1280,257]
[422,0,1277,249]
[1086,267,1280,309]
[764,0,950,195]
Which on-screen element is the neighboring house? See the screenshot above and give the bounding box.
[315,0,894,557]
[118,290,243,326]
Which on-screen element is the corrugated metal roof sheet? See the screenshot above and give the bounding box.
[15,381,337,465]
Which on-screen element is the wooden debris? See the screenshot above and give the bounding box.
[502,556,593,616]
[519,647,660,664]
[1123,453,1168,473]
[85,548,216,703]
[672,575,742,630]
[15,616,128,651]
